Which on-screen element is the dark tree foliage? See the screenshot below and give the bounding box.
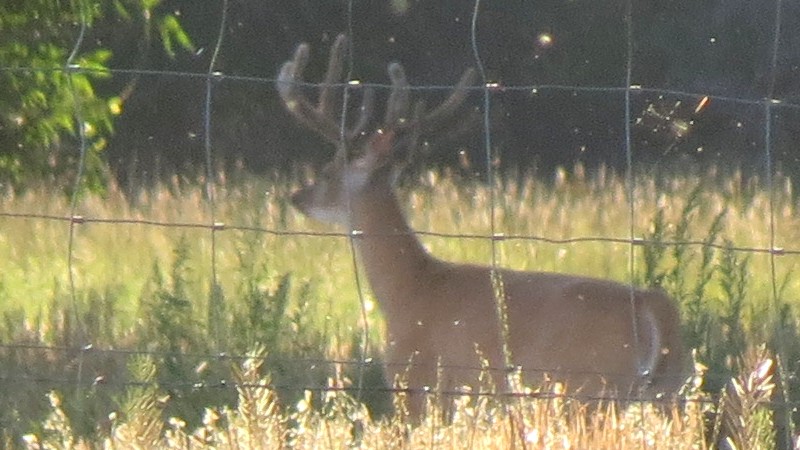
[3,0,799,191]
[0,0,192,192]
[106,0,799,191]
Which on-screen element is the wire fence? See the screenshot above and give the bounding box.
[0,344,737,419]
[1,0,799,445]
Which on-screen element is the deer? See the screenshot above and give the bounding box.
[276,34,688,417]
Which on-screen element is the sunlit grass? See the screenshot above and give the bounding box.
[19,349,711,450]
[16,347,781,449]
[0,165,798,338]
[0,166,797,447]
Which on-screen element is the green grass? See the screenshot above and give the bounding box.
[0,165,798,447]
[1,166,797,331]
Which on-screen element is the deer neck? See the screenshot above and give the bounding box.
[348,180,436,316]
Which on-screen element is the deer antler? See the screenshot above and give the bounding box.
[277,35,375,148]
[276,34,478,157]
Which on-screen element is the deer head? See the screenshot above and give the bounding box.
[276,34,477,227]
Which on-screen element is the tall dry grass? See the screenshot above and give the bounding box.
[0,166,798,447]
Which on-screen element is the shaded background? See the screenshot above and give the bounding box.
[88,0,799,189]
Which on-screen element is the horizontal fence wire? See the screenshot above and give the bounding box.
[0,0,798,444]
[0,211,798,255]
[0,341,795,415]
[1,65,800,110]
[0,341,694,381]
[0,342,728,407]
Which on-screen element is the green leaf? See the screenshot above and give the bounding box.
[159,15,194,58]
[141,0,162,13]
[113,0,131,20]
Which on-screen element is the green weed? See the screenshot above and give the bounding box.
[0,166,798,446]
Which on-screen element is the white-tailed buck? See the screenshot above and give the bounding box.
[277,35,687,415]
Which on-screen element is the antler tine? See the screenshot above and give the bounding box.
[318,34,348,118]
[384,62,411,128]
[315,34,376,148]
[317,34,378,147]
[402,99,427,163]
[277,43,341,144]
[417,68,478,134]
[345,88,375,143]
[278,34,378,148]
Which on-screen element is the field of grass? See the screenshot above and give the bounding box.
[0,165,798,447]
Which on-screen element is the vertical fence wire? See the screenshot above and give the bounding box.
[623,0,640,362]
[341,0,375,405]
[203,0,229,349]
[64,0,91,397]
[470,0,515,377]
[621,0,649,444]
[764,0,791,445]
